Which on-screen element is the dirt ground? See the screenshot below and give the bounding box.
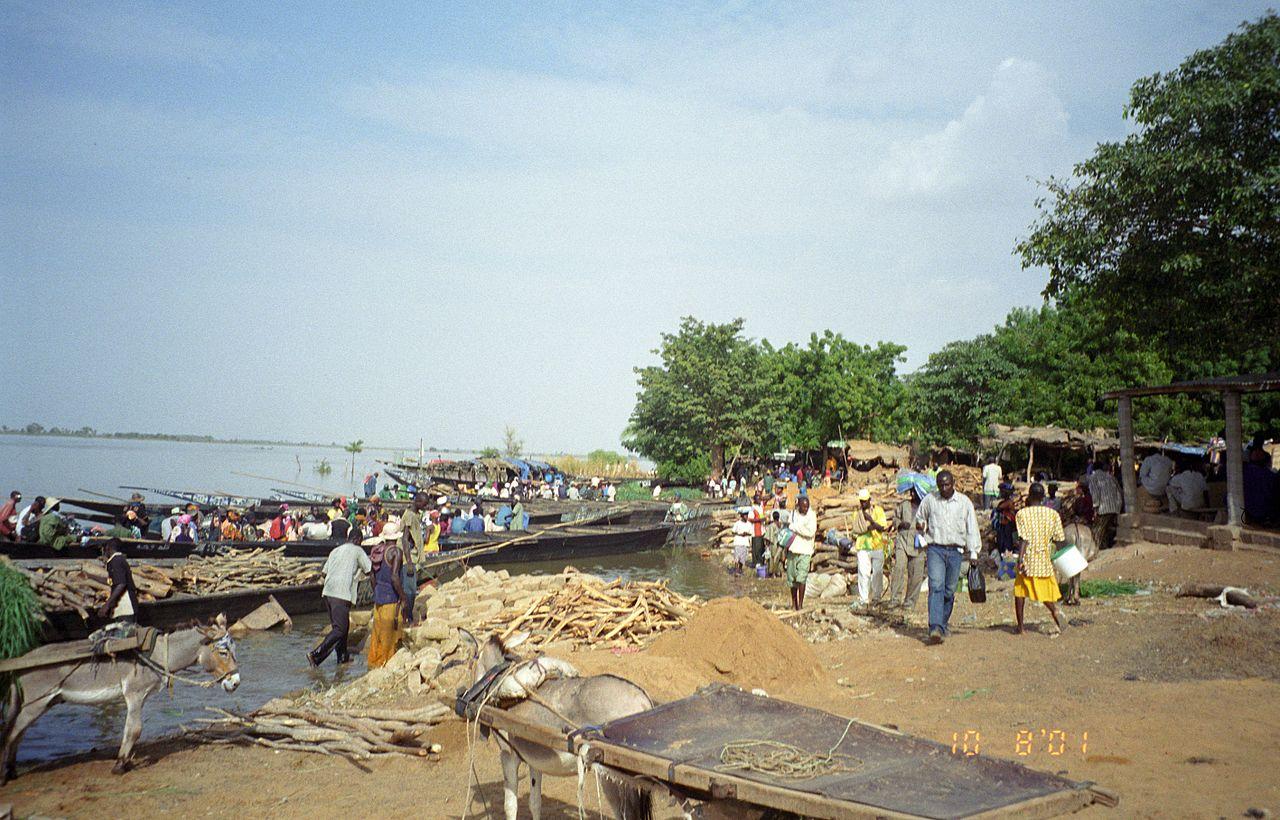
[3,541,1278,819]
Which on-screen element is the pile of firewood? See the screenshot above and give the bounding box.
[26,561,176,617]
[175,548,321,594]
[194,700,448,760]
[481,575,699,648]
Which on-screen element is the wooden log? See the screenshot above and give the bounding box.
[1175,583,1259,609]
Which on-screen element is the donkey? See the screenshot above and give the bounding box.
[1,613,241,783]
[462,630,656,820]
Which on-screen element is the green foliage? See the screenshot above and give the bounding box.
[624,318,773,478]
[1017,12,1280,424]
[313,458,332,475]
[907,334,1019,447]
[478,446,501,459]
[1079,579,1145,598]
[759,334,908,451]
[0,562,43,660]
[586,449,627,465]
[614,481,707,502]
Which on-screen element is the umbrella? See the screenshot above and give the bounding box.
[897,471,936,497]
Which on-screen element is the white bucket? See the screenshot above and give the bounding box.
[1052,545,1088,583]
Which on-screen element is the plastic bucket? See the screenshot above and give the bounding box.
[756,564,767,579]
[1052,545,1088,583]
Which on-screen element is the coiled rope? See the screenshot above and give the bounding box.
[717,718,861,779]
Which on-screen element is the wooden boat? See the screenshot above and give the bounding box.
[1,536,204,561]
[40,582,326,642]
[431,522,673,565]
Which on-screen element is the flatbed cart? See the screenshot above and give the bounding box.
[454,683,1118,819]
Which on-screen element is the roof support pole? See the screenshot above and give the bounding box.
[1224,390,1244,527]
[1117,396,1138,515]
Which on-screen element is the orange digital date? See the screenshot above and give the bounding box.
[950,729,1089,756]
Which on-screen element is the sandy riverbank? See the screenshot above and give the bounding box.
[3,541,1278,818]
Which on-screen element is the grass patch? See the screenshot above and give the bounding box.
[1079,579,1144,598]
[615,482,706,502]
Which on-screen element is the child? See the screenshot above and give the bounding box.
[731,508,752,576]
[764,510,784,577]
[994,482,1018,580]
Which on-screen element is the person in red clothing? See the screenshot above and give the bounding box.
[0,490,20,540]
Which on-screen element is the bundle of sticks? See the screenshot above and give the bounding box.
[482,575,699,648]
[193,701,450,760]
[175,548,322,594]
[25,561,175,618]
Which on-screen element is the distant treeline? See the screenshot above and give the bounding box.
[1,423,336,448]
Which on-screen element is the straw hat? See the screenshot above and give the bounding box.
[857,489,871,501]
[46,497,60,509]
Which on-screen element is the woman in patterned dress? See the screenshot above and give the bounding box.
[1013,482,1069,637]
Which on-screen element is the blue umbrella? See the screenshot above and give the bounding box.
[896,471,937,496]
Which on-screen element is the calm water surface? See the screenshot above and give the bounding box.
[0,434,455,504]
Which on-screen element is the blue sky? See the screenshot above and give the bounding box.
[0,2,1269,452]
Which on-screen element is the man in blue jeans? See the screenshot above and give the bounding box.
[915,470,981,645]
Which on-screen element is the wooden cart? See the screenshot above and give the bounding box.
[457,683,1118,819]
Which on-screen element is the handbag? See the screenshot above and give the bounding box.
[775,527,796,550]
[967,562,987,603]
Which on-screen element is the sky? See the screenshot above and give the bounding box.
[0,1,1270,453]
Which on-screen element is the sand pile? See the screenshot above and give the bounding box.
[647,597,830,695]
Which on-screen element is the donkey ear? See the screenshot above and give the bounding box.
[215,612,227,629]
[457,628,478,656]
[503,631,530,651]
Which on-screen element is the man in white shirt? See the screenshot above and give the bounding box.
[786,496,817,610]
[309,537,373,667]
[1167,460,1209,515]
[981,458,1002,510]
[1139,451,1175,511]
[915,470,980,644]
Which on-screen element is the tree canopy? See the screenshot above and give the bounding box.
[1016,12,1280,374]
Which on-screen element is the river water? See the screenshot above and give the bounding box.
[0,434,456,504]
[6,435,732,767]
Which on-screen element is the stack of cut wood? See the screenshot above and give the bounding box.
[26,561,176,617]
[175,548,322,594]
[194,700,448,760]
[480,575,699,648]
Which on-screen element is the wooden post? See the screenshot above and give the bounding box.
[1025,442,1035,484]
[1117,396,1138,516]
[1224,390,1244,527]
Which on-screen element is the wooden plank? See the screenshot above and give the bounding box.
[1224,390,1244,527]
[1118,396,1138,517]
[583,741,922,819]
[0,635,144,673]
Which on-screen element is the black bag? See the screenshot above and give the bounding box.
[967,563,987,603]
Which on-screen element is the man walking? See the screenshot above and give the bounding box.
[309,533,373,667]
[915,471,980,644]
[1087,461,1123,550]
[890,486,926,610]
[786,496,817,611]
[981,457,1002,510]
[850,489,889,606]
[398,492,429,621]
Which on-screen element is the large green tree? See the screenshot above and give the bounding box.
[1017,13,1280,378]
[759,333,908,451]
[624,318,772,481]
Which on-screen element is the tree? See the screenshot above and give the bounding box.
[478,446,501,459]
[502,426,523,458]
[624,317,772,480]
[1017,13,1280,381]
[343,439,363,478]
[758,334,908,451]
[908,335,1017,447]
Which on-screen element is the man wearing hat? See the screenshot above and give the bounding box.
[309,527,374,667]
[161,506,182,541]
[125,493,151,536]
[37,498,75,551]
[850,489,889,606]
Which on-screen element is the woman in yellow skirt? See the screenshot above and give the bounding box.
[1013,483,1069,636]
